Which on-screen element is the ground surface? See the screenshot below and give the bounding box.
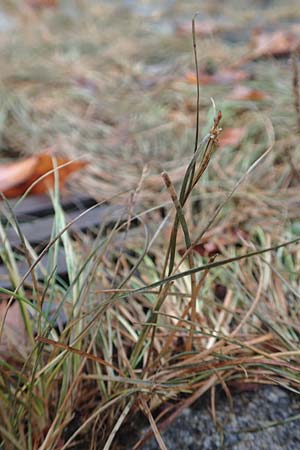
[139,386,300,450]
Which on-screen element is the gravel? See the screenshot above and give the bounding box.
[138,386,300,450]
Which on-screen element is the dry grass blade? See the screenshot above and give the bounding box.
[135,398,168,450]
[35,336,124,375]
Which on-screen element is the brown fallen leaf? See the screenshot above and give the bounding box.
[218,127,247,148]
[27,0,57,8]
[0,301,29,359]
[0,152,87,199]
[229,85,268,101]
[250,27,300,59]
[0,155,37,192]
[192,241,220,257]
[176,19,232,37]
[179,228,248,257]
[185,69,249,86]
[73,76,98,95]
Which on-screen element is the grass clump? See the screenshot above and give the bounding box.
[0,105,299,449]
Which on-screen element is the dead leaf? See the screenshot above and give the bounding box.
[0,155,37,192]
[74,76,98,95]
[0,152,87,199]
[250,27,300,59]
[185,69,249,86]
[176,19,231,37]
[0,301,28,358]
[192,241,220,257]
[27,0,57,8]
[178,240,219,258]
[229,85,268,101]
[218,127,247,148]
[179,228,249,257]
